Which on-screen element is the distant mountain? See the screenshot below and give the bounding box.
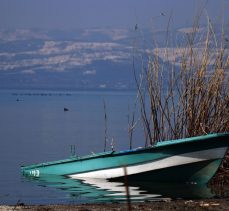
[0,26,227,90]
[0,28,137,90]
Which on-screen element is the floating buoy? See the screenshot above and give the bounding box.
[64,107,69,111]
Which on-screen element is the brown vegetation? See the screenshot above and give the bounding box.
[134,15,229,146]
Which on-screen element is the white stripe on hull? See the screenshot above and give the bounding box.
[69,147,227,179]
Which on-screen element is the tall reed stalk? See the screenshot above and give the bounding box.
[134,17,229,145]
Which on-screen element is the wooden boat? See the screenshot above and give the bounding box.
[21,133,229,184]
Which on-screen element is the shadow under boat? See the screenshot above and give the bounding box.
[22,174,218,203]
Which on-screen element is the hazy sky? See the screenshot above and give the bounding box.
[0,0,228,30]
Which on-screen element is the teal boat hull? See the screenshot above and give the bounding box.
[21,133,229,184]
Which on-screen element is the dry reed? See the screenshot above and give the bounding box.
[134,17,229,146]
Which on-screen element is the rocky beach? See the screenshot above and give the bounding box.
[1,198,229,211]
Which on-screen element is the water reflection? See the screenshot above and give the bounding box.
[22,175,217,203]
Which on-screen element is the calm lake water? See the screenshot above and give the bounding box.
[0,90,225,205]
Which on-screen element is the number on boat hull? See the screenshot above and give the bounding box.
[29,170,40,177]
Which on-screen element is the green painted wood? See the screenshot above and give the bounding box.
[21,133,229,184]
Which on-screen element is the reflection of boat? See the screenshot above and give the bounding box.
[22,175,215,202]
[21,133,229,184]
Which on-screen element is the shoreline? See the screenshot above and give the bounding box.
[1,199,229,211]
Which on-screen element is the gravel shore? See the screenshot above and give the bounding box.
[1,199,229,211]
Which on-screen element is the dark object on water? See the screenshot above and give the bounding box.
[134,24,138,30]
[64,107,69,112]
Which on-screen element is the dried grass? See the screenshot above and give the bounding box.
[134,17,229,145]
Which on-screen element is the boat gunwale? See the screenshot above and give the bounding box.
[21,133,229,170]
